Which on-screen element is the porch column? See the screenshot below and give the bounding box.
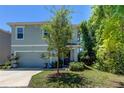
[70,49,74,62]
[74,49,78,61]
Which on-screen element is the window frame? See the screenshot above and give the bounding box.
[16,26,24,40]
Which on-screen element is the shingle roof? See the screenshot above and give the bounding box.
[7,21,79,28]
[7,21,49,26]
[0,29,11,34]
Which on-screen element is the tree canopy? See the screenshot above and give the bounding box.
[80,21,95,65]
[88,6,124,74]
[43,6,72,74]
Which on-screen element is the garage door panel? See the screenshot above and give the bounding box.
[17,52,48,68]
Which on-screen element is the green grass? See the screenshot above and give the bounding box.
[28,69,124,88]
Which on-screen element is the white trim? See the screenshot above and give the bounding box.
[14,50,51,63]
[14,50,48,55]
[16,26,24,40]
[15,50,48,53]
[11,44,48,47]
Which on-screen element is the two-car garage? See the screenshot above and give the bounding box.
[16,52,49,68]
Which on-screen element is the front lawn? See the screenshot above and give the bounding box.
[28,69,124,88]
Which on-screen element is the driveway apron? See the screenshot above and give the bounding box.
[0,70,41,88]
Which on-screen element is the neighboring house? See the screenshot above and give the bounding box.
[0,29,11,65]
[8,22,80,68]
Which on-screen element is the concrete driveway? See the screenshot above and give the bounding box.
[0,70,41,88]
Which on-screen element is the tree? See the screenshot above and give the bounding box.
[89,6,124,74]
[80,21,95,65]
[43,6,72,74]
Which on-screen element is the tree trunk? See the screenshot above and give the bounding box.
[63,53,65,66]
[57,49,60,74]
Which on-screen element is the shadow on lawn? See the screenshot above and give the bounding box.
[47,72,90,88]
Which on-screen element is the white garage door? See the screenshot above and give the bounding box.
[17,52,48,68]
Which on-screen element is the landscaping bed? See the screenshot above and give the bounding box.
[28,69,124,88]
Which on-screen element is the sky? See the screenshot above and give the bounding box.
[0,5,91,31]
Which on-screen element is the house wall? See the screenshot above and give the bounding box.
[11,24,80,65]
[11,25,48,53]
[11,25,47,45]
[0,30,11,64]
[10,25,50,68]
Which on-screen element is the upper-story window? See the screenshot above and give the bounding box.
[16,26,24,40]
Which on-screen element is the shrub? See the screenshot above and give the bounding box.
[93,59,116,73]
[78,51,96,66]
[95,41,124,74]
[0,61,12,69]
[0,65,3,69]
[69,62,85,71]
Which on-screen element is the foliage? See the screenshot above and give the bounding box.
[78,51,84,62]
[89,6,124,74]
[79,21,95,65]
[43,6,72,74]
[0,61,11,69]
[69,62,85,71]
[8,54,19,62]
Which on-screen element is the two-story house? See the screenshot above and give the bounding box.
[8,22,80,68]
[0,29,11,65]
